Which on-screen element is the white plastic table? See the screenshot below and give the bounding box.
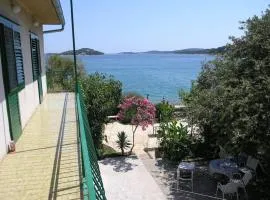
[209,159,239,179]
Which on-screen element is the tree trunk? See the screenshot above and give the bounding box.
[121,148,124,156]
[129,125,138,155]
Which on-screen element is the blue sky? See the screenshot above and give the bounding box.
[44,0,269,53]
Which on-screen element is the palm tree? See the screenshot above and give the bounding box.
[116,131,131,156]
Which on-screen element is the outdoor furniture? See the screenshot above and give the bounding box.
[209,159,239,179]
[152,124,160,136]
[216,182,239,200]
[177,162,195,191]
[239,156,258,178]
[107,115,119,121]
[235,153,248,167]
[230,171,253,199]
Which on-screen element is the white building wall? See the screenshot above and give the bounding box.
[0,53,11,159]
[0,0,47,159]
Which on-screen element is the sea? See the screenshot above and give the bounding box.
[78,53,215,104]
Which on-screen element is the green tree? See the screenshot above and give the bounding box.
[155,101,174,123]
[181,8,270,197]
[46,55,85,91]
[80,73,122,150]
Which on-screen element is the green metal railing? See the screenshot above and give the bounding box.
[76,85,107,200]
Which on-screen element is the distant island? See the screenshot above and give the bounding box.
[120,46,225,55]
[48,46,225,56]
[62,48,104,55]
[48,48,104,56]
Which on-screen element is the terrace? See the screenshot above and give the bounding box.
[0,90,106,200]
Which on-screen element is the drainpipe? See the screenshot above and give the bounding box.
[43,0,65,34]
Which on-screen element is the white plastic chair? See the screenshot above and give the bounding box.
[231,171,253,198]
[177,168,194,192]
[240,156,259,177]
[216,182,239,200]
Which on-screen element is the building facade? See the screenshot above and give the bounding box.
[0,0,64,159]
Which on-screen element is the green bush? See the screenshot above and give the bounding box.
[158,121,191,161]
[80,73,122,150]
[122,91,144,99]
[46,55,85,92]
[155,101,174,122]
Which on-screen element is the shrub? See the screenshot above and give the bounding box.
[122,91,144,99]
[155,101,174,122]
[158,121,191,161]
[120,93,144,124]
[117,96,156,154]
[46,55,85,92]
[80,73,122,150]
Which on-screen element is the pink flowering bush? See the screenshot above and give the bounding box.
[117,96,156,154]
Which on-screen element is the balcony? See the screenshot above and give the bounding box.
[0,90,106,200]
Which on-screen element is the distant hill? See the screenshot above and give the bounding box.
[60,48,104,55]
[173,46,226,54]
[121,46,226,55]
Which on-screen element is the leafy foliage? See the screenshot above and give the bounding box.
[120,92,144,123]
[181,8,270,197]
[122,91,144,99]
[117,96,156,154]
[155,101,174,122]
[158,121,191,161]
[116,131,131,155]
[46,55,85,91]
[80,73,122,149]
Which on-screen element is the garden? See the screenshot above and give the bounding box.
[46,7,270,199]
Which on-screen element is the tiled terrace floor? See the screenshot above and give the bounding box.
[0,93,81,200]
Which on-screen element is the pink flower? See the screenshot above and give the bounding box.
[117,96,156,129]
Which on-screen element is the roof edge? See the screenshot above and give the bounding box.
[52,0,65,26]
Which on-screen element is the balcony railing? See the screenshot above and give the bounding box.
[76,84,107,200]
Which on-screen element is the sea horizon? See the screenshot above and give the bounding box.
[77,53,215,104]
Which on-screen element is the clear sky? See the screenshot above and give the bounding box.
[44,0,269,54]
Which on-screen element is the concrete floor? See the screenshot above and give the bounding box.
[99,155,167,200]
[0,93,82,200]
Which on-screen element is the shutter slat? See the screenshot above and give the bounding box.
[31,36,41,80]
[13,31,24,85]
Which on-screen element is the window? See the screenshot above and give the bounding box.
[0,16,24,92]
[30,33,41,81]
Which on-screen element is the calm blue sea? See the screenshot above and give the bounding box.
[78,54,214,104]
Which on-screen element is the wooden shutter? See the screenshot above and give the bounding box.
[30,35,41,81]
[3,26,17,91]
[0,23,24,92]
[13,31,24,85]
